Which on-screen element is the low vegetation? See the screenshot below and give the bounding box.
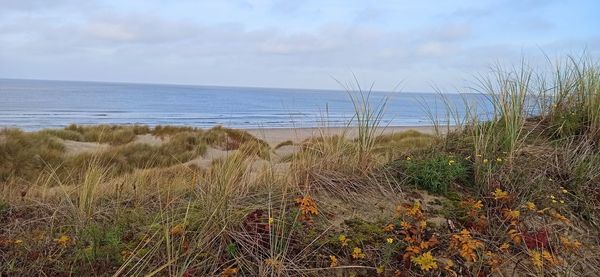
[1,55,600,276]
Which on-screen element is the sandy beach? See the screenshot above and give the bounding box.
[245,126,439,146]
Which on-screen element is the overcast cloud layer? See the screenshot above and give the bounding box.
[0,0,599,91]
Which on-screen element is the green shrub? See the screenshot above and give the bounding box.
[402,154,467,194]
[77,223,124,263]
[551,110,586,138]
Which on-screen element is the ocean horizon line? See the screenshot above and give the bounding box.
[0,77,474,95]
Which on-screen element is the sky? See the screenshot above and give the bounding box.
[0,0,599,92]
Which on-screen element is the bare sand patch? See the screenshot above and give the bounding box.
[273,145,300,161]
[133,134,165,146]
[62,140,109,155]
[185,147,238,168]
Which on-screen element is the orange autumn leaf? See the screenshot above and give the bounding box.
[170,224,185,237]
[383,223,395,232]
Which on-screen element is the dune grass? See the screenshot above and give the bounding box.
[2,55,600,276]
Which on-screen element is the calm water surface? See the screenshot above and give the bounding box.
[0,79,493,131]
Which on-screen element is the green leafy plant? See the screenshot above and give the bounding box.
[403,154,468,194]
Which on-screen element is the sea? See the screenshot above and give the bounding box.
[0,78,493,131]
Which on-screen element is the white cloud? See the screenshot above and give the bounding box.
[86,22,136,42]
[0,0,597,91]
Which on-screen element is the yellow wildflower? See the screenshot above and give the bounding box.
[268,217,274,225]
[352,247,365,259]
[524,201,536,211]
[502,209,520,220]
[406,156,411,160]
[560,200,565,204]
[55,235,70,247]
[386,238,394,244]
[483,158,489,164]
[492,188,508,200]
[412,251,438,272]
[496,157,503,162]
[14,239,23,245]
[448,160,456,166]
[542,250,560,266]
[530,250,543,269]
[560,236,582,251]
[329,255,339,267]
[338,234,350,247]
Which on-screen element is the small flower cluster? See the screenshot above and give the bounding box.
[396,201,442,272]
[295,194,319,224]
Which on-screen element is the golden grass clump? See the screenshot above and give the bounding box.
[0,128,65,182]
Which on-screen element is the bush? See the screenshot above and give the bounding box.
[402,154,468,194]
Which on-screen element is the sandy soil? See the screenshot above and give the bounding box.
[185,147,239,168]
[62,140,109,155]
[133,134,165,146]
